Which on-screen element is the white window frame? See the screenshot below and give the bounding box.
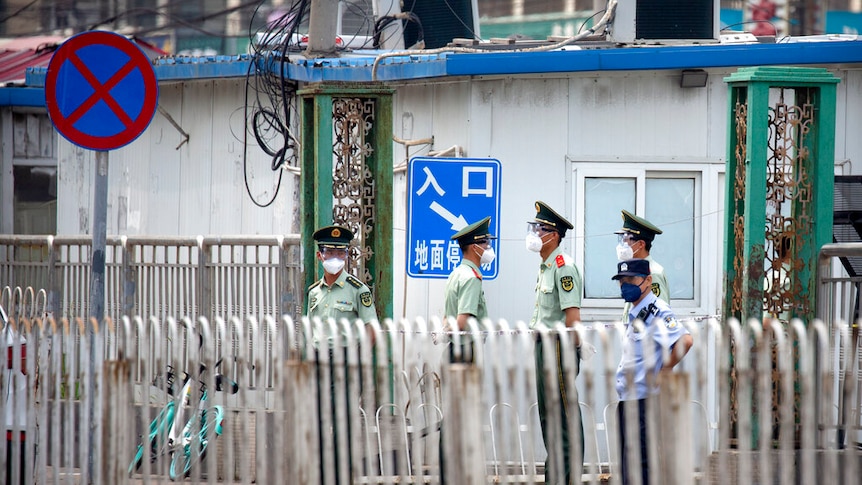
[571,159,726,320]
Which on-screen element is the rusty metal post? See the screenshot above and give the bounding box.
[102,359,130,484]
[722,66,840,445]
[656,372,693,483]
[298,83,394,320]
[284,359,319,483]
[722,67,840,324]
[442,363,486,483]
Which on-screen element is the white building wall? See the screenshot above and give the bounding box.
[56,78,296,237]
[54,66,862,323]
[835,68,862,175]
[392,67,862,323]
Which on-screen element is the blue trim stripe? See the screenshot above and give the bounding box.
[4,40,862,106]
[446,41,862,76]
[279,53,449,82]
[152,54,254,81]
[0,87,45,107]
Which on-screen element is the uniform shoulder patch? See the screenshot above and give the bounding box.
[346,275,363,288]
[307,280,322,291]
[651,282,661,297]
[560,275,574,292]
[664,315,678,329]
[555,254,565,268]
[360,291,373,307]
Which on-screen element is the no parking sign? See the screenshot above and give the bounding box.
[45,30,158,151]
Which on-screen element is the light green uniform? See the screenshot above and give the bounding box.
[531,245,584,485]
[306,269,375,483]
[530,246,583,328]
[622,255,669,320]
[646,255,670,302]
[307,271,377,323]
[444,260,487,322]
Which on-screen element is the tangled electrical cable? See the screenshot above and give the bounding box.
[240,0,310,207]
[373,11,423,49]
[242,1,385,207]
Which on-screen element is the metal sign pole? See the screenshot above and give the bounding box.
[45,31,158,484]
[89,150,108,321]
[87,149,108,483]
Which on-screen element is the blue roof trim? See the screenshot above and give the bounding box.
[26,53,257,87]
[0,87,45,107]
[278,53,449,82]
[23,51,449,85]
[153,54,254,81]
[10,40,862,101]
[446,41,862,76]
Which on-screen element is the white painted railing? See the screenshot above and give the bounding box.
[0,235,304,323]
[2,314,861,484]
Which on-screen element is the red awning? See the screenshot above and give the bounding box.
[0,47,55,85]
[0,34,168,86]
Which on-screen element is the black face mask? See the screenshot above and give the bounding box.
[620,281,645,302]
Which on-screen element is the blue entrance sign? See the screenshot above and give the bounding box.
[406,157,502,279]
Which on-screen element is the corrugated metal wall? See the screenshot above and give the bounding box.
[53,68,862,323]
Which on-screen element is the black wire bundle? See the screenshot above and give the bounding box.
[373,12,424,49]
[241,0,311,207]
[242,1,381,207]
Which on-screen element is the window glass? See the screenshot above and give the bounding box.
[646,178,695,299]
[584,177,635,298]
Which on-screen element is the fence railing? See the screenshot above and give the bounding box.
[0,235,304,323]
[2,314,861,484]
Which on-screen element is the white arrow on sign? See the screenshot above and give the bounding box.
[430,201,468,231]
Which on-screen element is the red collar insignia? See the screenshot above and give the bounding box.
[471,267,483,279]
[555,254,565,268]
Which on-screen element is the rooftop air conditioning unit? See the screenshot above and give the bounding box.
[611,0,719,43]
[402,0,479,49]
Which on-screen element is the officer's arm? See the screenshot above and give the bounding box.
[663,334,693,369]
[563,307,580,346]
[456,313,474,330]
[455,277,481,330]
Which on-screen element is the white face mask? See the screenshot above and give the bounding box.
[479,246,496,266]
[322,257,345,275]
[525,233,543,253]
[616,242,634,261]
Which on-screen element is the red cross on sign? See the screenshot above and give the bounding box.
[45,30,158,151]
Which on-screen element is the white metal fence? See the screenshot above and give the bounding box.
[0,235,304,323]
[2,312,861,484]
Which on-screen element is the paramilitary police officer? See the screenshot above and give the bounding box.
[526,201,583,485]
[306,225,378,485]
[439,216,496,484]
[612,258,692,485]
[615,210,669,304]
[443,215,496,363]
[307,225,378,324]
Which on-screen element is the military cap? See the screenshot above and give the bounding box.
[312,225,354,247]
[531,201,574,234]
[615,210,663,241]
[612,258,651,280]
[451,216,496,244]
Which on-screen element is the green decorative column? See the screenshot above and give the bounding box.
[723,66,840,324]
[299,83,394,319]
[722,66,840,446]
